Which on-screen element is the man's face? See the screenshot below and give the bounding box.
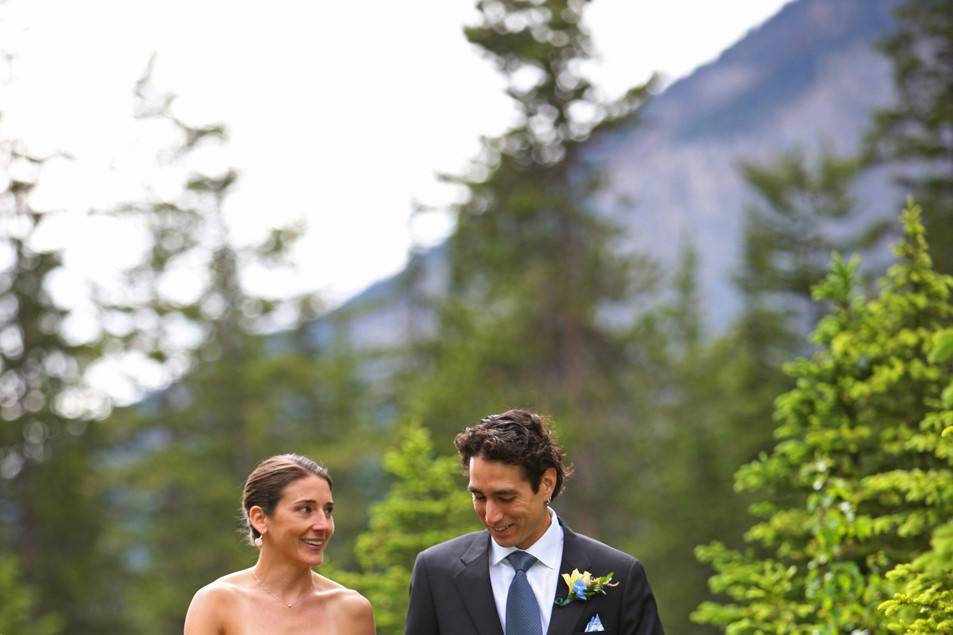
[467,455,555,549]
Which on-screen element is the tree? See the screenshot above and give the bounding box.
[622,241,780,634]
[866,0,953,274]
[694,201,953,633]
[331,423,478,635]
[0,554,62,635]
[877,326,953,633]
[736,147,887,356]
[403,0,660,537]
[0,140,125,633]
[657,148,895,632]
[96,75,377,633]
[880,524,953,633]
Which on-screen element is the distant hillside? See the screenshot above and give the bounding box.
[317,0,902,347]
[593,0,899,327]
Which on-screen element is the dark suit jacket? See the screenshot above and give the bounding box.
[404,521,664,634]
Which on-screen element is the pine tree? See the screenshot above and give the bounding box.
[866,0,953,274]
[0,140,125,633]
[0,554,62,635]
[628,241,780,634]
[736,147,886,356]
[880,525,953,633]
[330,423,478,635]
[693,201,953,633]
[404,0,660,541]
[97,76,376,633]
[876,327,953,632]
[667,148,895,632]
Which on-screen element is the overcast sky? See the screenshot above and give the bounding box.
[0,0,788,309]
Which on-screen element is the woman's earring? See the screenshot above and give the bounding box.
[254,536,263,547]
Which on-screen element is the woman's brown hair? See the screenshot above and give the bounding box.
[240,454,332,544]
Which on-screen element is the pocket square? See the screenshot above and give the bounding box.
[584,613,605,632]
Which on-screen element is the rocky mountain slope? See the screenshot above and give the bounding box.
[318,0,902,347]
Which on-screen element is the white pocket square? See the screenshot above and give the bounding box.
[584,613,605,632]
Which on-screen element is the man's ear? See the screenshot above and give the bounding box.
[249,505,268,536]
[541,467,557,500]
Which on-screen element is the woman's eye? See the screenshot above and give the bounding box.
[298,505,312,513]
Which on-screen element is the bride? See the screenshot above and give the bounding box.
[184,454,375,634]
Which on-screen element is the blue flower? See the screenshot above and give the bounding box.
[555,569,620,607]
[573,579,588,600]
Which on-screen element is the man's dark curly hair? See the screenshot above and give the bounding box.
[454,409,572,501]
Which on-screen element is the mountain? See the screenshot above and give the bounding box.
[592,0,899,327]
[317,0,901,347]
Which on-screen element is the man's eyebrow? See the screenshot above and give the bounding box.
[468,487,517,496]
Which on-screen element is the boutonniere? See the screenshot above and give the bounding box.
[554,569,619,607]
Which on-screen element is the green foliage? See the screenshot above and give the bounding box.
[877,302,953,633]
[13,3,953,633]
[331,423,477,635]
[866,0,953,274]
[96,76,379,633]
[624,243,777,634]
[880,522,953,633]
[0,554,63,635]
[0,141,125,633]
[400,3,678,622]
[644,145,881,632]
[737,147,885,351]
[694,201,953,633]
[409,0,659,495]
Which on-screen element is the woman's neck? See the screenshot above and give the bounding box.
[252,554,315,601]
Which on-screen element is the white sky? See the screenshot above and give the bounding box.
[0,0,789,309]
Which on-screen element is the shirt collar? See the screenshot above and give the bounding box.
[489,507,564,571]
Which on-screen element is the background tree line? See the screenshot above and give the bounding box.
[0,0,949,633]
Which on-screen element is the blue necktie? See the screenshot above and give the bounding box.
[505,551,542,635]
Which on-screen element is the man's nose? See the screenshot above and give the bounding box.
[484,500,504,523]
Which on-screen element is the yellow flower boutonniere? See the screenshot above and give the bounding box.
[554,569,619,607]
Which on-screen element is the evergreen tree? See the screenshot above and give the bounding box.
[736,147,886,355]
[0,554,62,635]
[876,327,953,632]
[0,141,125,633]
[632,147,886,633]
[880,525,953,633]
[866,0,953,274]
[331,423,478,635]
[661,148,895,632]
[693,201,953,633]
[404,0,659,540]
[97,78,376,633]
[627,241,778,634]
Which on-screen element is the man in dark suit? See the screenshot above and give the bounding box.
[405,409,665,634]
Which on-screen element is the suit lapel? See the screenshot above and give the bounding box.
[453,531,505,635]
[546,522,591,635]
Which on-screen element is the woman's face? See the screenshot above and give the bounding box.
[261,473,334,566]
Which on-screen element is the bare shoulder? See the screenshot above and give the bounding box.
[317,575,372,613]
[335,587,373,617]
[315,575,375,633]
[184,573,248,635]
[195,571,250,604]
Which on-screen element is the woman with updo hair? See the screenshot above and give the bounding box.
[184,454,375,634]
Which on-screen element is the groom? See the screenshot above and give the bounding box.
[405,409,665,634]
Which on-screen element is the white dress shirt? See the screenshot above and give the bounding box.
[489,507,564,634]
